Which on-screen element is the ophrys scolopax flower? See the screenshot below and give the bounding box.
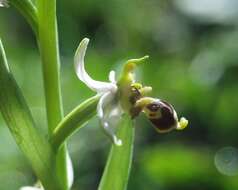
[75,38,188,146]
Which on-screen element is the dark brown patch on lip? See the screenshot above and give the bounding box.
[149,101,176,132]
[149,113,156,117]
[146,103,160,112]
[130,87,142,103]
[130,106,142,119]
[146,102,161,112]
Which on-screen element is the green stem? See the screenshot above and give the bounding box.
[37,0,62,134]
[51,95,100,150]
[37,0,68,189]
[9,0,38,33]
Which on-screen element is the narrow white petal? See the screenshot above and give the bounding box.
[102,121,122,146]
[67,153,74,188]
[97,92,114,119]
[108,104,123,118]
[109,70,116,83]
[74,38,117,93]
[20,187,42,190]
[113,136,122,146]
[97,92,122,146]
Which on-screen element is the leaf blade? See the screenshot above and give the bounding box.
[98,114,135,190]
[0,39,61,190]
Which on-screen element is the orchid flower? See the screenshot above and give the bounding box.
[74,38,188,146]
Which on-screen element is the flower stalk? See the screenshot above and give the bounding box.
[37,0,69,189]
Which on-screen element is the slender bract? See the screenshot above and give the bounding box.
[98,114,135,190]
[51,95,100,150]
[0,39,61,190]
[37,0,68,189]
[9,0,38,33]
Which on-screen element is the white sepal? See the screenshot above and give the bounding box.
[74,38,117,93]
[67,152,74,188]
[20,186,43,190]
[74,38,122,146]
[97,91,122,146]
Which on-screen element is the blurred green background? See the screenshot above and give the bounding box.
[1,0,238,189]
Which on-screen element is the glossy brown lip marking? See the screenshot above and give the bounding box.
[148,101,176,132]
[149,113,156,117]
[146,103,160,112]
[129,87,142,105]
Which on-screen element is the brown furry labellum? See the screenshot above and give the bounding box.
[145,100,177,133]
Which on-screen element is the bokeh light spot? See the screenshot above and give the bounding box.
[214,146,238,176]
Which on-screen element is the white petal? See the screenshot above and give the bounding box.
[67,152,74,188]
[113,137,122,146]
[20,187,42,190]
[97,92,122,146]
[97,92,114,119]
[102,121,122,146]
[108,104,123,118]
[109,70,116,83]
[74,38,117,93]
[97,91,115,119]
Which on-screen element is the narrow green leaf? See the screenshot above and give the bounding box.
[9,0,38,33]
[0,39,62,189]
[98,114,135,190]
[50,95,100,150]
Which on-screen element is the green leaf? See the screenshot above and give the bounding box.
[0,39,62,190]
[98,114,135,190]
[50,95,100,150]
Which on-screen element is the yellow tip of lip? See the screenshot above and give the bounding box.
[177,117,188,130]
